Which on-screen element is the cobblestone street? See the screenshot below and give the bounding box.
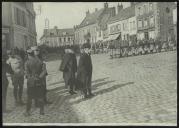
[3,51,177,125]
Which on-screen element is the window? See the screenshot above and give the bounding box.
[123,23,125,30]
[22,11,26,27]
[138,20,142,28]
[64,37,66,42]
[130,22,133,30]
[68,37,70,41]
[144,19,148,27]
[166,7,170,13]
[149,31,155,39]
[14,7,26,27]
[133,21,136,29]
[143,5,146,13]
[150,16,154,26]
[149,3,153,11]
[59,37,61,42]
[138,7,143,16]
[50,33,54,36]
[117,24,121,31]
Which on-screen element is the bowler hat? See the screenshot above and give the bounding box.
[82,43,91,49]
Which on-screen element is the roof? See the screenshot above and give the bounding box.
[78,8,104,28]
[99,7,115,30]
[41,28,74,39]
[108,6,135,24]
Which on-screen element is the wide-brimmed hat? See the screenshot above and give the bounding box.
[26,49,33,54]
[31,46,39,51]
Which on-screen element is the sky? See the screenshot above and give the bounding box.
[34,2,131,43]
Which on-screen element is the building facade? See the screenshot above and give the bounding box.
[40,26,74,47]
[172,4,177,41]
[74,3,115,45]
[135,2,174,41]
[2,2,37,51]
[107,4,137,42]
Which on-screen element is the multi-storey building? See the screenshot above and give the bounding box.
[107,4,137,42]
[135,2,174,41]
[2,2,37,51]
[40,26,74,47]
[74,3,115,45]
[172,3,177,41]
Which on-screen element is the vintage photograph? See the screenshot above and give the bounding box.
[2,2,177,126]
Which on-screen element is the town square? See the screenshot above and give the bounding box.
[2,2,177,125]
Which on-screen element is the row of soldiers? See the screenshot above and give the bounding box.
[2,46,52,116]
[2,40,94,116]
[107,38,176,58]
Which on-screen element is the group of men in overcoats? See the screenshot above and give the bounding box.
[60,40,94,99]
[2,46,52,116]
[2,39,94,117]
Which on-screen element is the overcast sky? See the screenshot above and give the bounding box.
[34,2,131,42]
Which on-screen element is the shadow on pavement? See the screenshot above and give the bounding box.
[95,82,134,95]
[92,80,115,90]
[69,80,116,105]
[92,77,109,83]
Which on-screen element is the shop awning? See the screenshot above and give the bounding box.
[108,34,120,41]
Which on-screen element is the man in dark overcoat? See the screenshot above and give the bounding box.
[32,46,52,105]
[24,48,46,116]
[59,45,77,95]
[76,41,94,99]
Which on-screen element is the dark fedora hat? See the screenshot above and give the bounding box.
[82,43,91,49]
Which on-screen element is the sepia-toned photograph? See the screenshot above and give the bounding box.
[2,1,177,126]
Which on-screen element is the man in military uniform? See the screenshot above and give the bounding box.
[24,48,45,116]
[2,52,14,113]
[59,45,77,95]
[76,40,94,99]
[32,46,52,104]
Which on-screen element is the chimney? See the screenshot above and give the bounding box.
[104,2,108,9]
[95,8,98,12]
[117,3,123,14]
[86,10,90,16]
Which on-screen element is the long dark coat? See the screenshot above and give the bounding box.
[76,53,92,90]
[59,53,77,86]
[25,56,45,99]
